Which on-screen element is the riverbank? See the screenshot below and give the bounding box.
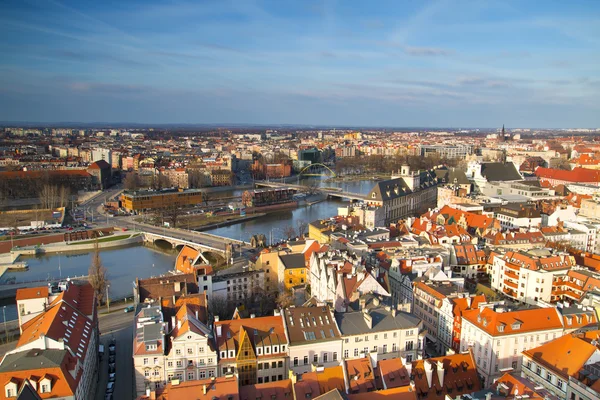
[9,234,143,264]
[194,213,266,231]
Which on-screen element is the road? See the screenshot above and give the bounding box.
[95,305,135,400]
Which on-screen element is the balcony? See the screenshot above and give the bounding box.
[503,279,518,289]
[504,262,520,271]
[502,287,517,298]
[504,269,519,280]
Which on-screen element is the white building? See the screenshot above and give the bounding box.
[459,305,565,386]
[282,306,343,374]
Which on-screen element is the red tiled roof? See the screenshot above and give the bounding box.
[535,167,600,183]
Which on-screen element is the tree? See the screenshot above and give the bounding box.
[162,204,182,228]
[283,225,297,240]
[208,296,235,321]
[88,240,109,306]
[276,289,295,309]
[123,173,140,190]
[296,220,308,238]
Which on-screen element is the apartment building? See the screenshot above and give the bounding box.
[522,330,600,399]
[0,283,98,400]
[282,306,343,374]
[459,305,565,386]
[211,267,265,308]
[488,249,577,305]
[133,295,217,397]
[214,314,288,386]
[335,302,422,363]
[15,284,69,333]
[133,305,168,396]
[277,253,307,291]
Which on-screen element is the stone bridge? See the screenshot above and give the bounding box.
[142,232,228,259]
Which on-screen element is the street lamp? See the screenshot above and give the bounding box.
[106,285,110,313]
[58,252,62,278]
[2,306,6,342]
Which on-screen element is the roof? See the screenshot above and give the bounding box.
[411,352,480,400]
[434,167,470,185]
[156,375,240,400]
[0,349,77,399]
[335,307,420,335]
[346,386,417,400]
[491,372,555,400]
[294,366,345,399]
[536,167,600,183]
[367,172,438,202]
[461,307,564,337]
[88,160,110,170]
[480,162,522,181]
[345,357,377,393]
[279,253,306,270]
[522,330,600,379]
[136,274,198,302]
[239,379,293,400]
[214,316,287,359]
[378,358,411,389]
[0,170,91,180]
[283,307,341,346]
[16,287,47,301]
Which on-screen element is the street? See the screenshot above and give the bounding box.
[95,306,135,400]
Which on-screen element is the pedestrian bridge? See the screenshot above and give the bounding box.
[255,181,369,201]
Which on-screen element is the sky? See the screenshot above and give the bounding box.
[0,0,599,128]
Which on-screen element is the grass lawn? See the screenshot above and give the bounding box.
[69,234,134,245]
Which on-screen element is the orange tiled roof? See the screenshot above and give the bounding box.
[461,307,563,336]
[294,366,345,399]
[345,357,378,393]
[15,286,48,301]
[239,379,293,400]
[346,386,417,400]
[522,330,600,379]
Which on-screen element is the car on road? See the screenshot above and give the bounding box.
[109,344,116,354]
[106,382,114,394]
[124,306,135,313]
[108,372,116,383]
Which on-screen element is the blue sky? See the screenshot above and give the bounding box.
[0,0,599,127]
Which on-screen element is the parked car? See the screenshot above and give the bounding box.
[108,373,116,383]
[105,394,113,400]
[106,382,114,394]
[108,363,115,373]
[124,306,135,313]
[108,355,115,363]
[109,344,116,354]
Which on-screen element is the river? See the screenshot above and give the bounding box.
[205,178,379,242]
[0,245,176,321]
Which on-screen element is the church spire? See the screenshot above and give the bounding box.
[502,124,505,135]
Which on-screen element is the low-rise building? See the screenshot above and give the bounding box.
[214,314,288,386]
[282,306,343,374]
[335,302,422,363]
[121,188,203,213]
[459,305,565,386]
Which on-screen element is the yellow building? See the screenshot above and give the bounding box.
[308,220,334,243]
[277,253,307,291]
[120,188,203,212]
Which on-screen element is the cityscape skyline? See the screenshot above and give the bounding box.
[1,0,599,127]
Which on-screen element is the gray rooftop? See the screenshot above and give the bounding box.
[279,253,306,270]
[335,307,420,335]
[136,322,164,345]
[0,349,67,373]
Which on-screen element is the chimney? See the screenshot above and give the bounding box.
[485,393,492,400]
[436,360,445,387]
[424,360,434,388]
[251,314,256,319]
[146,387,151,397]
[404,361,412,377]
[177,319,181,330]
[203,384,207,395]
[216,325,222,337]
[359,298,366,310]
[174,281,181,292]
[171,316,176,331]
[391,308,397,317]
[363,311,373,329]
[214,315,219,322]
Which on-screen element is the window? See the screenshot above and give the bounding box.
[176,360,183,367]
[344,350,349,358]
[314,354,318,363]
[264,362,269,370]
[354,349,359,357]
[168,361,173,367]
[333,352,337,361]
[258,377,263,384]
[304,356,309,365]
[41,385,49,393]
[145,370,150,377]
[176,349,182,355]
[187,372,194,380]
[278,361,283,368]
[323,353,328,362]
[154,357,159,365]
[383,344,387,354]
[405,341,414,351]
[272,362,277,368]
[293,357,298,366]
[144,358,149,365]
[199,371,206,379]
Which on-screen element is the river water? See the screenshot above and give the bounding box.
[1,245,176,321]
[205,178,378,242]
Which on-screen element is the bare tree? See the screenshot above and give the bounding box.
[297,220,308,238]
[208,296,235,321]
[162,204,182,228]
[283,225,297,240]
[276,289,294,309]
[123,173,140,190]
[88,240,109,306]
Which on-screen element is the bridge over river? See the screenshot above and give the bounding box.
[255,181,369,202]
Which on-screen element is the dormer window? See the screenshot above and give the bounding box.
[498,325,504,332]
[512,322,521,330]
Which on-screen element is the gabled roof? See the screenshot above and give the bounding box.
[411,352,480,400]
[16,287,47,301]
[480,162,522,181]
[214,315,287,357]
[378,358,411,389]
[461,307,563,337]
[522,330,600,379]
[294,366,345,399]
[239,379,293,400]
[535,167,600,183]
